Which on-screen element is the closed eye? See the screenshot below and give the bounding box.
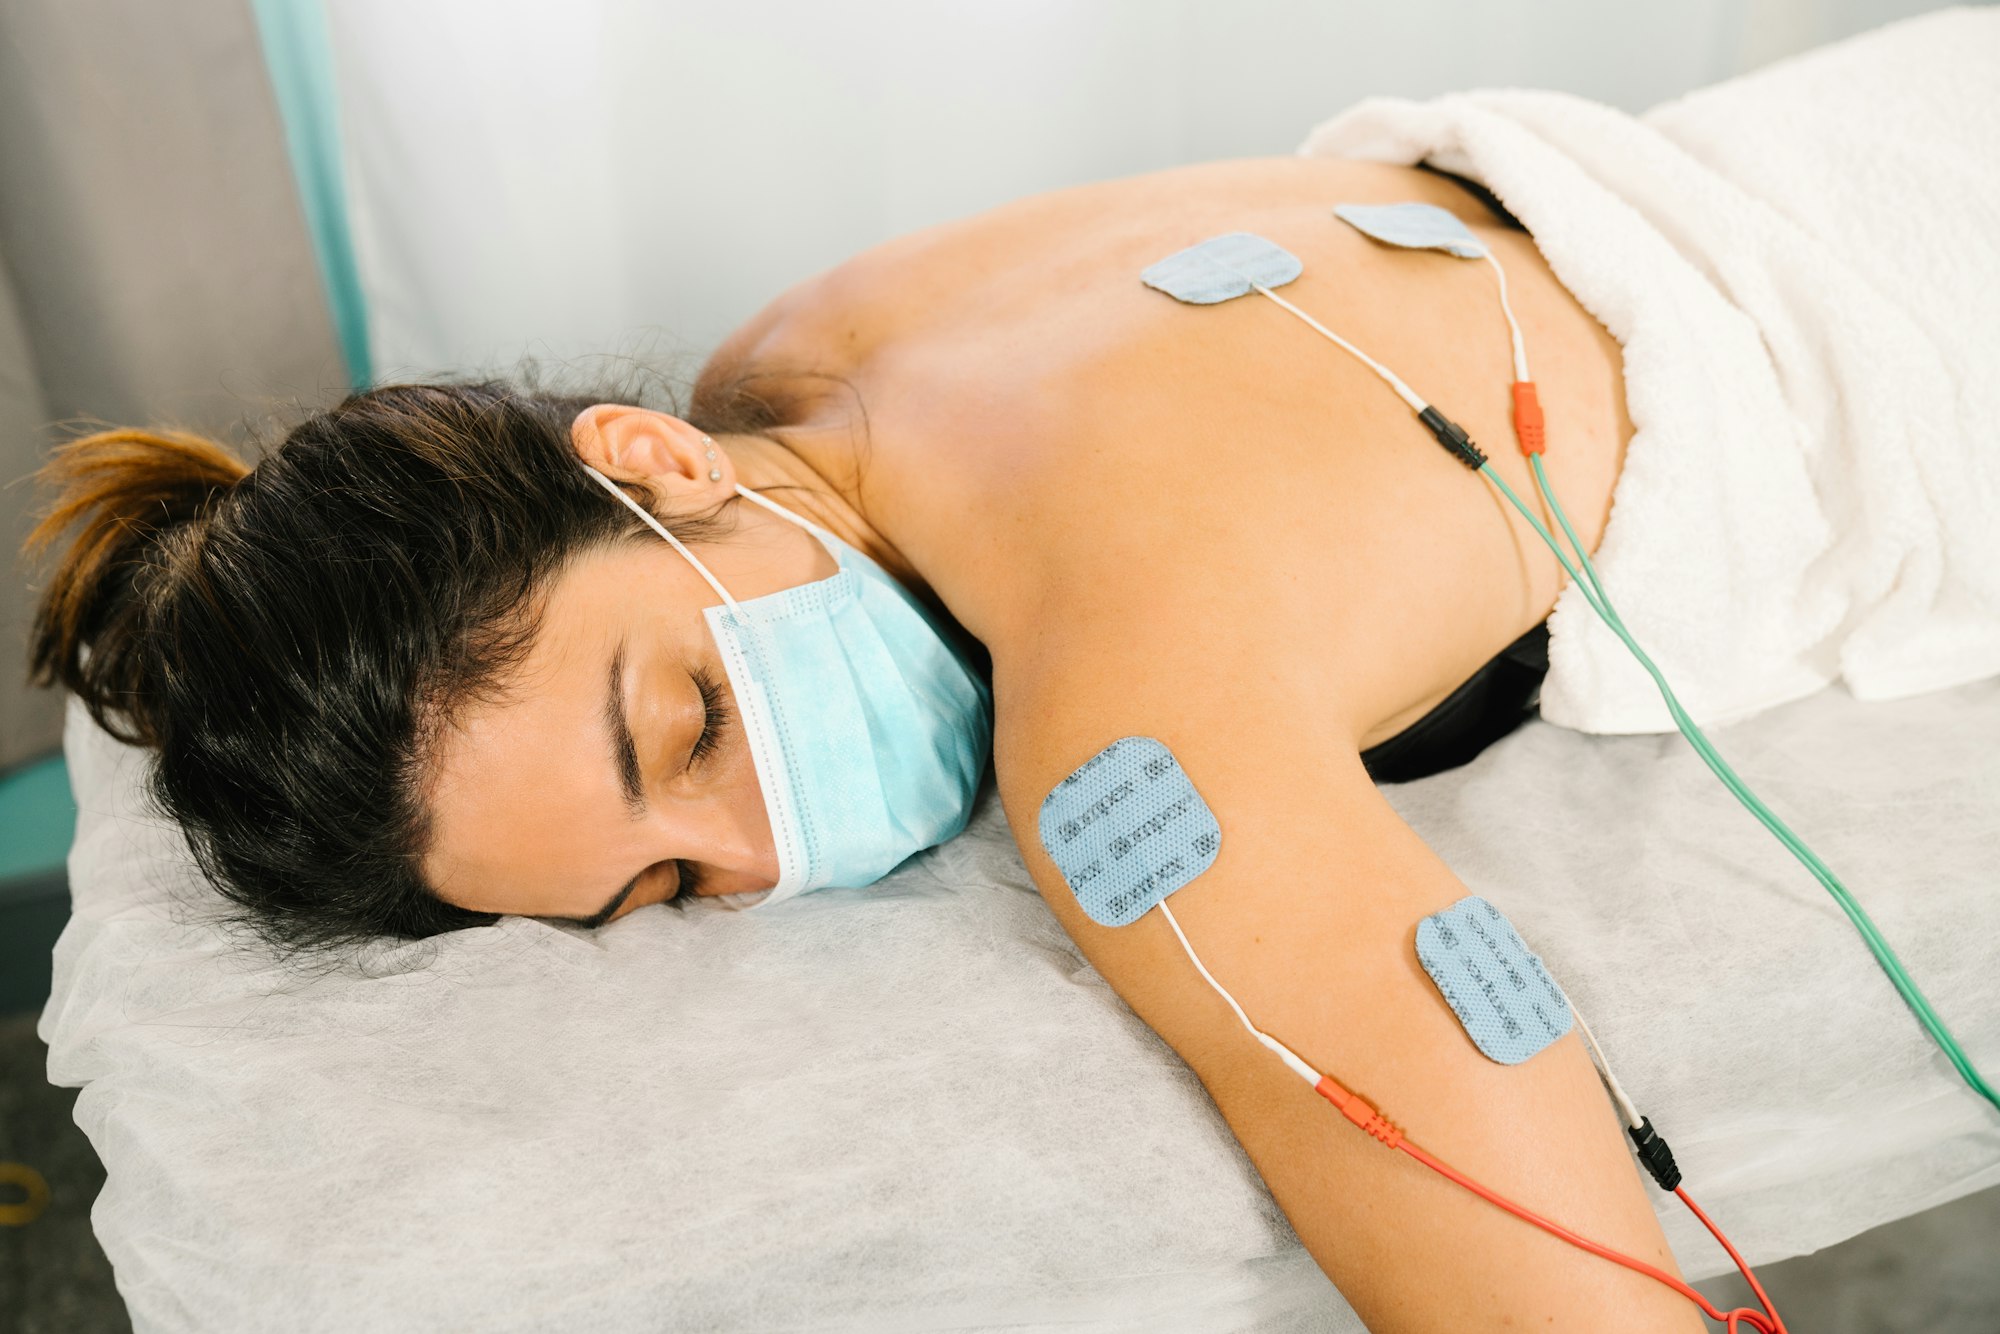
[689,664,731,768]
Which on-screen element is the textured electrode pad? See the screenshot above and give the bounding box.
[1037,737,1222,928]
[1415,895,1573,1065]
[1333,202,1488,259]
[1140,231,1303,304]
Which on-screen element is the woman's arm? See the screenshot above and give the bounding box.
[991,641,1704,1332]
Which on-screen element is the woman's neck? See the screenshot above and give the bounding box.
[720,428,928,601]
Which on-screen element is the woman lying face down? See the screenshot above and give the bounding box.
[28,151,1731,1329]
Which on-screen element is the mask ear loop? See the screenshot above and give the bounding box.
[732,483,867,578]
[732,482,834,539]
[580,464,742,613]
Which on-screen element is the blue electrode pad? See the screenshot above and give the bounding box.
[1037,737,1222,927]
[1414,895,1573,1065]
[1141,232,1303,304]
[1333,202,1488,259]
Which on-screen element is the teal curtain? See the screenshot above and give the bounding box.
[0,756,74,882]
[249,0,373,388]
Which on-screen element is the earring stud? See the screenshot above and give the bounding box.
[708,468,723,482]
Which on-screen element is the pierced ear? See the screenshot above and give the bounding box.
[570,404,730,507]
[573,404,677,471]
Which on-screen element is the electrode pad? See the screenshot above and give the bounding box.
[1141,232,1302,304]
[1333,202,1487,259]
[1415,895,1573,1065]
[1037,737,1222,928]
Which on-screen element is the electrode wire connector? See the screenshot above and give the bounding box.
[1417,406,1488,470]
[1628,1117,1683,1191]
[1510,381,1547,455]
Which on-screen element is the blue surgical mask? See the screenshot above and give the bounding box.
[582,465,993,911]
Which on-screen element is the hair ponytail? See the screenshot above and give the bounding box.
[24,426,251,747]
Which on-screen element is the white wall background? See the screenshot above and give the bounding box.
[323,0,1966,384]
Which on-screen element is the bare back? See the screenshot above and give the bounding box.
[708,155,1631,749]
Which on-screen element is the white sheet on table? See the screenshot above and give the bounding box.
[39,670,2000,1333]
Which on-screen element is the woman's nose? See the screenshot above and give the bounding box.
[663,790,779,892]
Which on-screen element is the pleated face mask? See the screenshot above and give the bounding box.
[582,466,994,911]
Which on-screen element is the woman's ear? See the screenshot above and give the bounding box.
[570,404,732,507]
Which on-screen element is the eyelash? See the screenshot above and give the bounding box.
[689,665,731,768]
[673,859,704,900]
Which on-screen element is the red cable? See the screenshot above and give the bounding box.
[1314,1075,1787,1332]
[1675,1185,1787,1334]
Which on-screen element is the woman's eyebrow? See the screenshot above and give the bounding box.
[604,637,647,819]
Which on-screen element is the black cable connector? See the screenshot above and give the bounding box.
[1628,1117,1682,1191]
[1416,407,1488,471]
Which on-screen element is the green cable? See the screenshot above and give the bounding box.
[1475,457,1998,1113]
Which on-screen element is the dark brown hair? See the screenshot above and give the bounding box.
[24,375,790,962]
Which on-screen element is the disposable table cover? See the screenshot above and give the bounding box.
[39,677,2000,1332]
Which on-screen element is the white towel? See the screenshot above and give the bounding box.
[1298,7,2000,735]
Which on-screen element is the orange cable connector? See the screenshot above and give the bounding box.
[1511,381,1546,456]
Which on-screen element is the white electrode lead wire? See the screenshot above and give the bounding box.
[1483,251,1531,382]
[1549,980,1646,1129]
[1248,284,1430,414]
[1154,900,1323,1087]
